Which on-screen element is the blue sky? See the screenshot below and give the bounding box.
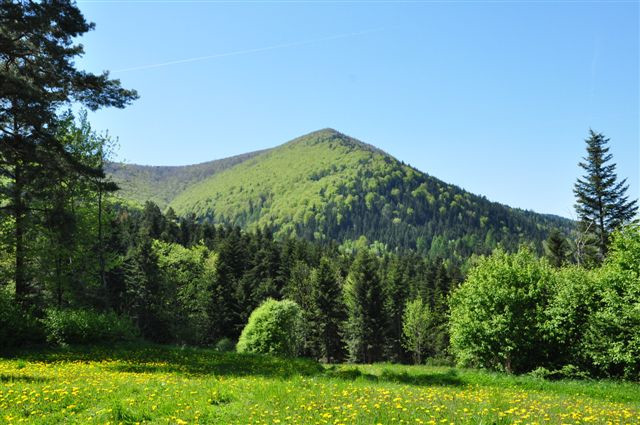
[76,0,639,218]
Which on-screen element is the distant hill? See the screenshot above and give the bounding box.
[108,129,573,258]
[105,149,269,208]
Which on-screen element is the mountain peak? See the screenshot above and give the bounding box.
[286,128,387,157]
[288,128,346,143]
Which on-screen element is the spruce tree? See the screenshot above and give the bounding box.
[574,130,638,259]
[382,256,409,362]
[543,228,571,267]
[310,256,344,363]
[343,250,386,363]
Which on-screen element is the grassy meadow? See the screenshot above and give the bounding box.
[1,345,638,425]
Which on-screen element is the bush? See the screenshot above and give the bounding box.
[582,225,640,379]
[449,248,556,373]
[0,288,45,349]
[542,266,600,373]
[43,309,138,346]
[529,365,591,381]
[214,338,235,352]
[236,299,303,357]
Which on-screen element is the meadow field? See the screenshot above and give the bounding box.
[1,345,638,425]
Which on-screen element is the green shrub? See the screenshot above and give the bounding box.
[214,338,235,352]
[449,248,556,373]
[43,309,138,346]
[0,288,45,349]
[529,365,591,381]
[542,266,600,371]
[236,299,303,357]
[582,225,640,380]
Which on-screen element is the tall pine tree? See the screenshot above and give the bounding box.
[0,0,137,305]
[574,130,638,260]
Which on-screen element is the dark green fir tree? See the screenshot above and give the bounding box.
[543,228,571,267]
[574,130,638,261]
[343,250,387,363]
[310,256,345,363]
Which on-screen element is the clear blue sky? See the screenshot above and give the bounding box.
[76,0,639,218]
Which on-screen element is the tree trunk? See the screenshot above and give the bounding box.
[56,256,63,308]
[14,163,28,305]
[98,184,108,307]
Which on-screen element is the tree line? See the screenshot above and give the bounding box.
[1,188,459,364]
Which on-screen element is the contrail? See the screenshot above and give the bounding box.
[113,27,386,73]
[79,0,638,3]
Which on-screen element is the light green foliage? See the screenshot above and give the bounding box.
[170,130,386,234]
[542,265,600,371]
[106,149,268,209]
[450,225,640,379]
[402,298,433,364]
[449,248,556,373]
[583,225,640,379]
[236,299,304,357]
[152,240,217,345]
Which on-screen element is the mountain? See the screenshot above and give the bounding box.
[108,129,572,258]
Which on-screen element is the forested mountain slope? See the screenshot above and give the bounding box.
[123,128,573,259]
[106,149,269,208]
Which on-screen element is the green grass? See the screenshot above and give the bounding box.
[1,344,638,424]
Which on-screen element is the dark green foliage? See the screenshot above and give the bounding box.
[81,203,457,363]
[42,309,137,346]
[544,228,571,267]
[382,256,411,362]
[309,257,345,363]
[344,250,387,363]
[236,299,304,357]
[0,288,45,349]
[574,130,638,261]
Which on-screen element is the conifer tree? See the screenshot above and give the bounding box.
[544,228,571,267]
[310,256,344,363]
[574,130,638,259]
[343,250,386,363]
[383,256,409,362]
